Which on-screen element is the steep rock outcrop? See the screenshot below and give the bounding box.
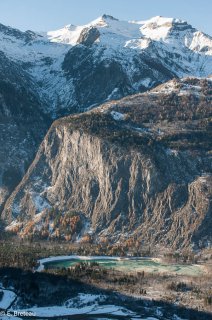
[3,78,212,248]
[77,27,100,46]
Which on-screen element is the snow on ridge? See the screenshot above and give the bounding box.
[0,15,211,113]
[46,14,189,47]
[1,15,211,62]
[150,77,211,96]
[47,25,84,45]
[140,16,191,43]
[141,15,186,26]
[189,31,212,55]
[1,14,211,54]
[47,14,142,45]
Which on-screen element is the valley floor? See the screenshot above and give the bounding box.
[41,257,212,313]
[0,240,211,319]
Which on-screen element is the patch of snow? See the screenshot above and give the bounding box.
[111,111,126,121]
[189,31,212,55]
[5,220,22,231]
[32,194,50,213]
[47,24,84,45]
[87,227,95,235]
[64,293,106,308]
[133,127,149,133]
[106,88,119,100]
[155,308,163,317]
[139,78,152,88]
[14,304,137,317]
[77,293,103,304]
[0,317,22,320]
[0,290,17,309]
[125,38,150,50]
[166,149,179,156]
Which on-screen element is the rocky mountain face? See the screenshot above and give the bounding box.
[0,15,212,246]
[3,78,212,249]
[0,15,211,247]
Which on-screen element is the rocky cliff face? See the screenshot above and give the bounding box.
[3,78,212,249]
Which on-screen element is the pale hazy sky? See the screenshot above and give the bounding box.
[0,0,211,35]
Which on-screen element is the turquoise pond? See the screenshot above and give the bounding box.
[44,257,204,276]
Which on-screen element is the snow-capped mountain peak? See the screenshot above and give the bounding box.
[90,14,119,26]
[139,16,190,41]
[47,24,83,44]
[44,15,212,58]
[47,14,141,45]
[0,14,211,117]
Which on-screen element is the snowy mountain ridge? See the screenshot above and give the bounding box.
[0,14,211,118]
[47,14,212,53]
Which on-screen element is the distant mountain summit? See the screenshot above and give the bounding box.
[0,15,211,115]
